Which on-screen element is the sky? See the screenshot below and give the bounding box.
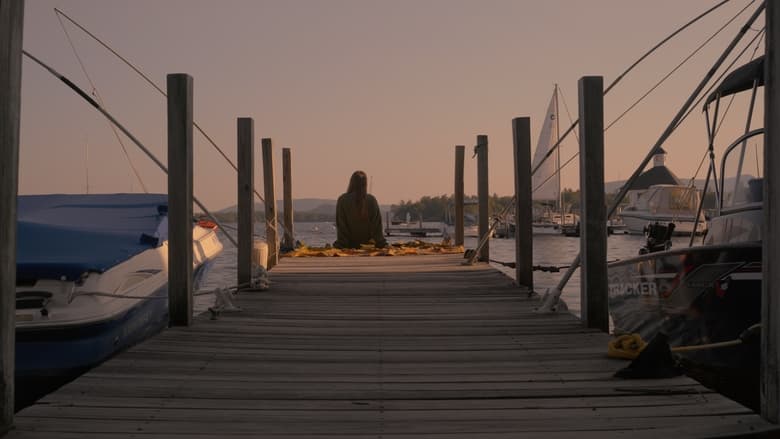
[18,0,765,211]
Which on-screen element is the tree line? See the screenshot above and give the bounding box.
[205,189,640,223]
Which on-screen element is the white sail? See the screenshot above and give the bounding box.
[531,88,560,205]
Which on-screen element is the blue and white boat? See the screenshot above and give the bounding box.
[14,193,223,397]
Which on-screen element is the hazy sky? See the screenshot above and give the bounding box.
[19,0,764,210]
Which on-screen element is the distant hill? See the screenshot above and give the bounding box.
[213,198,392,222]
[217,198,335,214]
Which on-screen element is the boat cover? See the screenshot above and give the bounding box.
[704,55,764,108]
[17,194,169,281]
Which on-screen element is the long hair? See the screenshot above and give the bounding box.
[346,170,368,218]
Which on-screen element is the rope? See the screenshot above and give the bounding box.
[609,324,760,359]
[71,279,271,301]
[527,0,736,189]
[23,50,241,249]
[490,259,619,272]
[557,86,580,144]
[55,12,149,193]
[540,3,766,308]
[605,1,754,132]
[52,8,280,238]
[529,2,758,198]
[466,1,737,266]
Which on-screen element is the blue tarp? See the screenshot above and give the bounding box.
[17,194,169,281]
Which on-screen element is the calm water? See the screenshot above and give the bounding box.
[197,222,700,317]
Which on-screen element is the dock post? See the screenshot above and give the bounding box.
[454,145,465,246]
[167,73,194,327]
[476,135,489,262]
[0,0,24,430]
[578,76,608,332]
[763,1,780,422]
[282,147,294,250]
[262,138,279,269]
[237,118,254,289]
[512,118,533,290]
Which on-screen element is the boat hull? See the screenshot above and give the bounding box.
[608,243,761,372]
[15,260,214,378]
[620,212,706,235]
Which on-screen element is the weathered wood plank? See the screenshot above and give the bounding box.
[0,0,24,431]
[167,73,194,326]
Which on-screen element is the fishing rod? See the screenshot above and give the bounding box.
[52,7,267,206]
[536,1,765,313]
[465,0,748,266]
[23,49,240,249]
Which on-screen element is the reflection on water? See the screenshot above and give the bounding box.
[198,222,701,317]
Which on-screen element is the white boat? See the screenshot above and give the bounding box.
[618,148,707,235]
[15,194,223,394]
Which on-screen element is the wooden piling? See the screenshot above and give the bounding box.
[262,138,278,269]
[476,135,489,262]
[167,74,194,327]
[454,145,465,246]
[512,118,533,290]
[237,118,254,289]
[0,0,24,431]
[578,76,608,332]
[763,1,780,422]
[282,147,294,250]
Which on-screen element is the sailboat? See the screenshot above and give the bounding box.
[530,85,577,235]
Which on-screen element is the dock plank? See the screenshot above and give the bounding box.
[8,254,778,438]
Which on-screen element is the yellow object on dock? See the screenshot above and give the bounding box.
[607,333,648,360]
[284,240,464,257]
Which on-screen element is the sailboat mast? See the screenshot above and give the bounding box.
[554,84,562,221]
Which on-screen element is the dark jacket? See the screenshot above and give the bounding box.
[334,192,387,248]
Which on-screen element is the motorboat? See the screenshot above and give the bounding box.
[618,148,707,236]
[15,193,223,402]
[607,55,764,407]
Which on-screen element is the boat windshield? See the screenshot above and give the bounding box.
[720,131,764,210]
[668,187,699,211]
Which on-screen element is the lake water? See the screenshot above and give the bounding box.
[197,222,699,317]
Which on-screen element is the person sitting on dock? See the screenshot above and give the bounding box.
[334,170,388,249]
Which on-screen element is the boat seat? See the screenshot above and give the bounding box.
[748,178,763,203]
[16,291,53,309]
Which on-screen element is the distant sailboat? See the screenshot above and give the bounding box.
[530,85,577,235]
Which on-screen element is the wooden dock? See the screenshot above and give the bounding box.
[8,254,779,438]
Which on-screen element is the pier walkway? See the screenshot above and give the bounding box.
[8,254,779,437]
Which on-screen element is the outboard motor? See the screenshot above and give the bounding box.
[639,222,675,254]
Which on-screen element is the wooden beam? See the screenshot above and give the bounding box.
[237,118,254,289]
[167,73,194,327]
[282,147,294,250]
[512,117,533,290]
[262,138,278,269]
[454,145,465,246]
[476,135,489,262]
[578,76,608,332]
[763,0,780,423]
[0,0,24,431]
